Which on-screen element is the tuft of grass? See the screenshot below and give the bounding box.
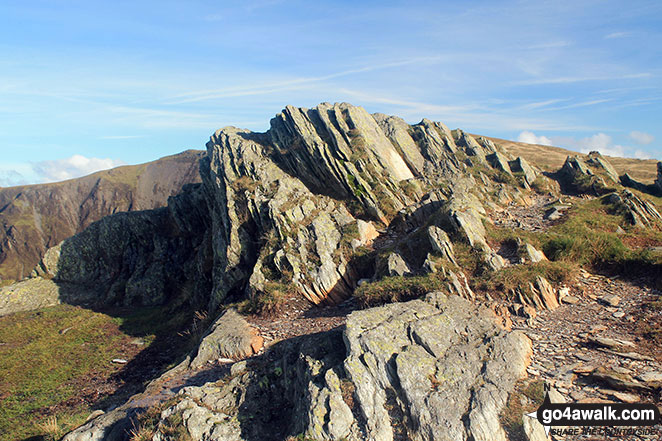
[354,274,447,307]
[241,280,297,315]
[35,415,64,441]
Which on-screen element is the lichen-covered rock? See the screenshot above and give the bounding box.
[34,184,212,308]
[487,151,513,175]
[426,226,456,264]
[442,193,488,250]
[344,293,531,441]
[0,278,61,316]
[190,309,263,368]
[384,252,412,277]
[518,276,558,310]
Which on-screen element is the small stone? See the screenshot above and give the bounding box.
[590,336,635,350]
[527,367,540,377]
[570,390,586,401]
[612,311,625,318]
[610,391,639,403]
[589,324,607,333]
[561,295,580,305]
[574,365,596,375]
[599,294,620,307]
[111,359,127,364]
[636,371,662,384]
[230,360,248,377]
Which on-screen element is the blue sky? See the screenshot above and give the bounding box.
[1,0,661,185]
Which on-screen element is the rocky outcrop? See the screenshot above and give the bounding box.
[0,150,204,282]
[20,103,534,313]
[0,278,61,316]
[509,157,538,185]
[656,162,662,193]
[586,151,619,183]
[515,276,559,310]
[64,293,531,441]
[518,240,547,263]
[606,190,662,228]
[558,153,620,194]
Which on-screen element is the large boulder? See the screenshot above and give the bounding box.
[0,278,61,316]
[190,309,264,368]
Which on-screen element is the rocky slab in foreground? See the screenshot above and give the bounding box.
[63,293,531,441]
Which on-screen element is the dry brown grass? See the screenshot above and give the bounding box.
[481,135,659,184]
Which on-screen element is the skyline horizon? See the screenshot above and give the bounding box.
[2,0,661,185]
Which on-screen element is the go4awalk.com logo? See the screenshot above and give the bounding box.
[525,384,661,438]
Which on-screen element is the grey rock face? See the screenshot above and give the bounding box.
[0,278,61,316]
[656,162,662,192]
[518,241,547,263]
[426,226,457,264]
[344,293,531,441]
[384,252,412,277]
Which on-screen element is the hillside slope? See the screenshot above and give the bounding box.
[490,135,659,183]
[0,150,204,282]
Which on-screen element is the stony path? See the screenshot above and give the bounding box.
[247,294,354,346]
[491,194,560,232]
[513,271,662,440]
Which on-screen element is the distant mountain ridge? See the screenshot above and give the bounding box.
[0,150,204,282]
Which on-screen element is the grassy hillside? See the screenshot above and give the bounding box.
[485,136,659,184]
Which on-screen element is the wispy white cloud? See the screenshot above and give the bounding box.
[516,72,651,85]
[166,57,443,104]
[518,99,569,110]
[629,130,654,145]
[339,88,601,132]
[32,155,126,183]
[605,32,629,39]
[98,135,146,140]
[517,131,553,146]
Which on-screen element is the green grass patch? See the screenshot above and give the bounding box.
[0,302,203,441]
[0,305,130,440]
